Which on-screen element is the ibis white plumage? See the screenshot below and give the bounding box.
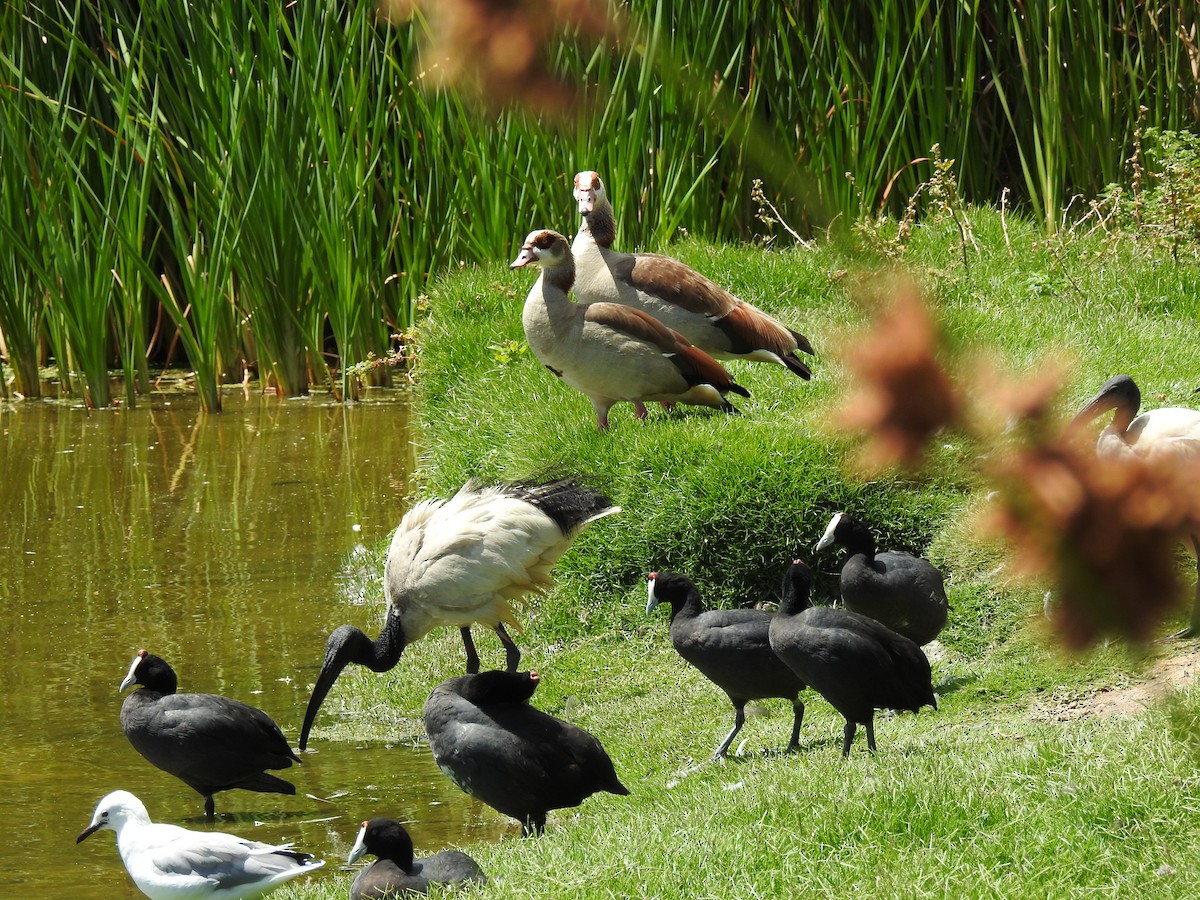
[298,478,619,749]
[1071,374,1200,637]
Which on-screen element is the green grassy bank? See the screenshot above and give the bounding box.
[286,208,1200,898]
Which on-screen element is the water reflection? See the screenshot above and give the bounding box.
[0,390,504,898]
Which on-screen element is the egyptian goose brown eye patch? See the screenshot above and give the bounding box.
[515,225,747,429]
[568,171,815,381]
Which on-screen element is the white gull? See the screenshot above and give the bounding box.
[77,790,324,900]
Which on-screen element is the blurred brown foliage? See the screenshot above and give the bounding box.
[835,279,961,474]
[834,277,1200,649]
[985,438,1200,649]
[379,0,619,116]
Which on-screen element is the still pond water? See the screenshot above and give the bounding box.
[0,388,507,898]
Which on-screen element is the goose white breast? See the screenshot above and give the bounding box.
[511,228,750,429]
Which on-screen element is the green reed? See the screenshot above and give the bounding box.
[1,1,1193,405]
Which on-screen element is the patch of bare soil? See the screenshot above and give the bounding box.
[1030,647,1200,722]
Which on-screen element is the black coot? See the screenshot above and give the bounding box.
[423,670,629,835]
[646,570,805,758]
[119,649,300,818]
[816,512,949,646]
[769,561,937,756]
[347,817,486,898]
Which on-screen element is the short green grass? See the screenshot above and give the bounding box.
[283,209,1200,898]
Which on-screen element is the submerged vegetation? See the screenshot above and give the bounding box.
[1,1,1196,406]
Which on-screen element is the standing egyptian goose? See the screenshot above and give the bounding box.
[510,229,750,430]
[815,512,950,646]
[768,560,937,757]
[571,171,814,378]
[1071,374,1200,637]
[298,477,619,749]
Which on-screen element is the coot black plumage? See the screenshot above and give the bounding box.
[347,817,486,898]
[816,512,949,646]
[768,561,937,756]
[645,570,805,758]
[119,649,300,818]
[423,670,629,835]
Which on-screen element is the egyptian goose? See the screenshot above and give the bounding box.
[768,560,937,757]
[815,512,950,646]
[298,477,618,749]
[423,670,629,836]
[1071,374,1200,637]
[77,790,324,900]
[119,650,301,819]
[646,571,806,758]
[510,228,750,430]
[571,170,814,378]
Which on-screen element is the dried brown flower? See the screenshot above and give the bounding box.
[835,280,961,473]
[379,0,619,116]
[962,357,1074,449]
[984,437,1200,649]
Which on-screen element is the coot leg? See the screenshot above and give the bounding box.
[841,721,857,758]
[786,699,805,752]
[713,703,747,759]
[521,813,547,838]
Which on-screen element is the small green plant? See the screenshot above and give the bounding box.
[488,338,530,366]
[852,146,977,269]
[1094,124,1200,261]
[1137,128,1200,258]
